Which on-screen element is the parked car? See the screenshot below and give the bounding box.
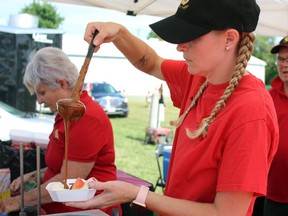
[84,82,129,117]
[0,101,54,147]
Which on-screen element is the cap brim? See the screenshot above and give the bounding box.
[149,15,211,44]
[271,44,288,54]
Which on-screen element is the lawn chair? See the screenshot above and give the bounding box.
[155,143,172,192]
[144,127,173,144]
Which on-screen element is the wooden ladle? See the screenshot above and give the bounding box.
[57,30,99,121]
[56,30,99,189]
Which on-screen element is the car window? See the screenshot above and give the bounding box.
[92,83,118,94]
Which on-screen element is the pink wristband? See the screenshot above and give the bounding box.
[130,185,149,211]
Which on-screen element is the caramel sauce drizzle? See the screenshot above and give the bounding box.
[56,30,98,189]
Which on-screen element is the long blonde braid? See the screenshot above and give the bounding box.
[170,32,255,139]
[186,32,255,139]
[170,80,209,127]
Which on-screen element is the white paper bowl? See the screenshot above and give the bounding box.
[46,179,96,202]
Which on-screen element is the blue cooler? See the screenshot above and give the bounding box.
[163,145,172,182]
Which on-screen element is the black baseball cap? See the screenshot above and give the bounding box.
[270,36,288,54]
[149,0,260,44]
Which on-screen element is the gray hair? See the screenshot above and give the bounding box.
[23,46,78,95]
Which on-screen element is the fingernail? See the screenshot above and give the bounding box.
[94,39,100,46]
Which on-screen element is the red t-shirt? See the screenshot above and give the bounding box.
[267,76,288,203]
[42,91,121,215]
[162,60,279,215]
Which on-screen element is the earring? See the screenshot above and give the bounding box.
[225,46,230,51]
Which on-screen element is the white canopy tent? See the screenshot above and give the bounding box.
[42,0,288,37]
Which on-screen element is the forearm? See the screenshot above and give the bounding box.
[113,25,163,79]
[122,183,251,216]
[145,191,252,216]
[23,172,64,205]
[146,192,216,216]
[23,182,52,206]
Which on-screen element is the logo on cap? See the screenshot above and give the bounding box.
[284,36,288,43]
[179,0,189,9]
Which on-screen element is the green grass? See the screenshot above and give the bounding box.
[110,96,179,194]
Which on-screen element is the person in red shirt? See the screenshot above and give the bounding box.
[0,47,121,215]
[66,0,279,215]
[264,36,288,216]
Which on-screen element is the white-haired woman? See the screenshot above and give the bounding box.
[0,47,121,215]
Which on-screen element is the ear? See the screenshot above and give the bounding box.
[56,79,69,89]
[225,29,240,48]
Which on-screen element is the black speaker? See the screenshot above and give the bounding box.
[0,26,63,112]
